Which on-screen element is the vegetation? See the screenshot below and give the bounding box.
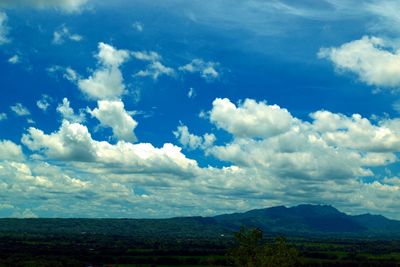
[229,227,299,267]
[1,205,400,266]
[0,225,400,266]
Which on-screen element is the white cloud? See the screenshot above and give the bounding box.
[22,120,96,162]
[0,113,7,121]
[79,67,125,99]
[393,100,400,113]
[187,87,196,98]
[174,125,202,150]
[311,110,400,152]
[210,98,293,139]
[0,0,89,13]
[97,42,130,67]
[64,67,78,81]
[0,12,10,45]
[8,55,19,64]
[135,61,175,80]
[199,99,400,186]
[133,51,175,80]
[174,124,215,150]
[10,103,30,116]
[179,59,219,81]
[0,140,24,161]
[22,120,198,175]
[132,51,161,62]
[48,65,79,82]
[132,21,143,32]
[78,42,130,100]
[1,95,398,218]
[36,94,52,112]
[88,100,138,142]
[13,209,38,219]
[0,158,98,217]
[364,1,400,34]
[56,98,85,123]
[319,36,400,89]
[0,204,13,210]
[52,25,83,45]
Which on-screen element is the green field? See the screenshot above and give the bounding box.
[0,218,400,266]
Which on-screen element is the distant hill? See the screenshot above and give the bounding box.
[1,204,400,239]
[213,204,400,237]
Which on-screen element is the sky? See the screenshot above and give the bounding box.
[1,0,400,219]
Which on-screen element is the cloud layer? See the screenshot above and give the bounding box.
[2,2,400,219]
[0,96,398,218]
[0,12,9,45]
[0,0,89,13]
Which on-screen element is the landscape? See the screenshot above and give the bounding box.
[1,204,400,266]
[1,0,400,266]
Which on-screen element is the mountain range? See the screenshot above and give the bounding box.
[213,204,400,237]
[1,204,399,239]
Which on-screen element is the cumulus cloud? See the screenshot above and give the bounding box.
[319,36,400,89]
[0,12,10,45]
[52,25,83,45]
[0,0,89,13]
[0,157,96,217]
[179,59,219,81]
[311,110,400,152]
[78,67,125,100]
[22,120,198,175]
[36,94,52,112]
[174,124,215,150]
[88,100,138,142]
[194,97,399,185]
[209,98,293,139]
[10,103,30,116]
[5,92,400,218]
[22,120,96,162]
[0,140,24,161]
[97,42,130,66]
[56,98,85,123]
[78,42,130,100]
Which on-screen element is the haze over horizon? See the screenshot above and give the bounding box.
[0,0,400,219]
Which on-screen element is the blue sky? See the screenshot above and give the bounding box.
[1,0,400,219]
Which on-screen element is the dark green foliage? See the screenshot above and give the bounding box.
[260,236,299,267]
[229,227,299,267]
[0,204,400,266]
[230,227,264,267]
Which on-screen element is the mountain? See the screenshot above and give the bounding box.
[1,204,400,239]
[213,204,400,237]
[213,204,367,235]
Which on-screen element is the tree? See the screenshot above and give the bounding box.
[229,227,264,267]
[230,227,299,267]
